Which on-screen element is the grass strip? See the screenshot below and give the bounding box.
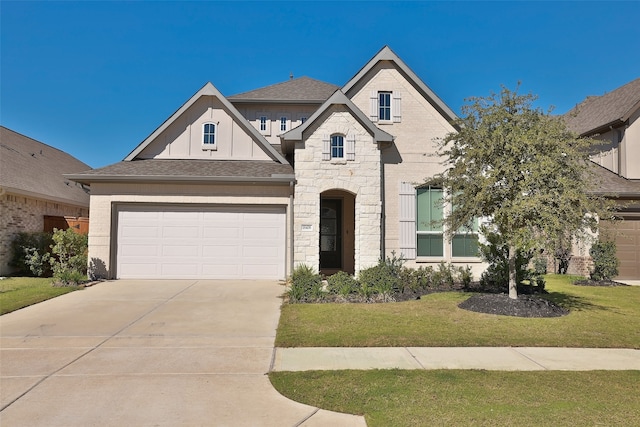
[270,370,640,426]
[276,275,640,348]
[0,277,80,315]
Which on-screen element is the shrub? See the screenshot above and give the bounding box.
[358,263,398,301]
[479,230,532,290]
[590,241,619,281]
[9,232,54,277]
[457,265,473,290]
[287,264,324,302]
[49,228,88,286]
[327,271,358,297]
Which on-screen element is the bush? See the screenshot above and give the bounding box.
[590,241,619,281]
[358,263,398,301]
[9,232,54,277]
[49,228,88,286]
[479,230,532,290]
[327,271,358,297]
[287,264,324,302]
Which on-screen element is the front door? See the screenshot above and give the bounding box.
[320,198,342,269]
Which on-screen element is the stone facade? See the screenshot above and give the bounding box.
[0,192,89,275]
[293,107,382,273]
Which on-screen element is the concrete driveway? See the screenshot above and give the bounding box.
[0,280,365,426]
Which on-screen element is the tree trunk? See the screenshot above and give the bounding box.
[508,245,518,299]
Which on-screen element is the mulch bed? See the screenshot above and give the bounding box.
[573,279,629,287]
[458,293,569,318]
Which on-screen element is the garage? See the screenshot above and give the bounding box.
[116,205,286,280]
[601,215,640,280]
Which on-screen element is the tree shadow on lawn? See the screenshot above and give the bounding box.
[544,291,612,313]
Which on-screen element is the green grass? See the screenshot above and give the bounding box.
[0,277,81,315]
[276,275,640,348]
[270,370,640,426]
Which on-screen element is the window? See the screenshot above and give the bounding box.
[280,116,287,132]
[259,116,268,132]
[416,186,443,257]
[202,122,216,149]
[379,92,391,121]
[300,116,307,124]
[331,135,344,159]
[452,218,479,257]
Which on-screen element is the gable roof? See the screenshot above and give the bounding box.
[588,161,640,198]
[342,46,458,123]
[66,159,294,185]
[228,77,339,104]
[125,82,289,164]
[280,90,394,146]
[0,126,90,207]
[564,78,640,136]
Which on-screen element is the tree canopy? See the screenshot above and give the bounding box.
[436,86,613,298]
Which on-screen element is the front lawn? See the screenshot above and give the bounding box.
[276,275,640,348]
[0,277,81,315]
[270,370,640,426]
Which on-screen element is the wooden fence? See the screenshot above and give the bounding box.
[44,216,89,235]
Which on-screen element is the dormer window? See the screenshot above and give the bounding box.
[202,122,217,150]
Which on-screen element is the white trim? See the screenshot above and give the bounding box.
[201,122,217,150]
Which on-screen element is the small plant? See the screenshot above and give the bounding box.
[457,265,473,290]
[590,241,619,281]
[49,228,88,286]
[327,271,358,297]
[287,264,324,303]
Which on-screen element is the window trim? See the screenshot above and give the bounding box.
[378,91,392,122]
[257,113,270,136]
[330,134,345,160]
[202,122,217,150]
[414,185,481,260]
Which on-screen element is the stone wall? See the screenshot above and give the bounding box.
[293,107,382,274]
[0,192,89,275]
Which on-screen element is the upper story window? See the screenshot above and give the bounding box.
[280,116,288,132]
[330,135,344,159]
[257,113,271,136]
[202,122,217,150]
[379,91,392,121]
[300,116,307,124]
[370,90,402,123]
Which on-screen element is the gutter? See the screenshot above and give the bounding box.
[65,174,296,185]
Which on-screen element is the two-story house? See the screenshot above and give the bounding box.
[564,78,640,280]
[69,46,488,281]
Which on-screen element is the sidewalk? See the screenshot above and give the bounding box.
[272,347,640,371]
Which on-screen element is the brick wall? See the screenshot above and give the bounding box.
[0,192,89,275]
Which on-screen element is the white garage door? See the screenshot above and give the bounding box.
[116,205,286,279]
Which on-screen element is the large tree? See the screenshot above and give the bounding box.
[437,86,613,299]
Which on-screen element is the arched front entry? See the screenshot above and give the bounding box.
[319,190,355,275]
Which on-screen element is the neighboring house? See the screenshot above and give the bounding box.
[69,46,487,281]
[564,78,640,280]
[0,127,90,275]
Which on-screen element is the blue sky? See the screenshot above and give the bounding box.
[2,1,639,168]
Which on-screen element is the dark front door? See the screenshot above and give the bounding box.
[320,198,342,269]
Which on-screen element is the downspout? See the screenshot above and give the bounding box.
[289,180,295,277]
[379,143,386,260]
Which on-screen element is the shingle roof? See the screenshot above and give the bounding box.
[589,161,640,197]
[0,126,90,207]
[228,77,339,103]
[564,78,640,136]
[66,159,294,184]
